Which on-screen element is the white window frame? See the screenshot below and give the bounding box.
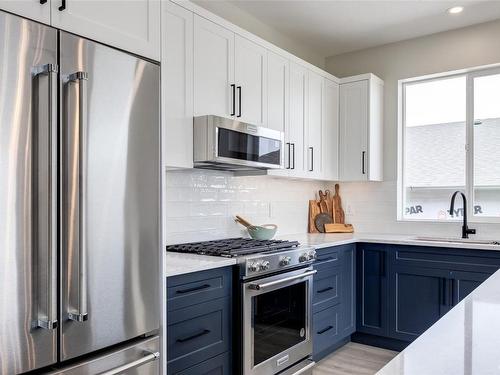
[398,64,500,223]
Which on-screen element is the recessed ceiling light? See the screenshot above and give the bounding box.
[448,6,464,14]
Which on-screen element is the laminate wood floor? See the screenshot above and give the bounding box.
[313,343,398,375]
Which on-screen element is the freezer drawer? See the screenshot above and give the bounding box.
[47,336,160,375]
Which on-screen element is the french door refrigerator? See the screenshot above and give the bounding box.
[0,10,160,375]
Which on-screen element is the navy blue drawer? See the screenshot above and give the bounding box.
[167,297,231,374]
[173,352,231,375]
[167,267,231,311]
[313,266,341,313]
[314,247,340,271]
[313,304,340,357]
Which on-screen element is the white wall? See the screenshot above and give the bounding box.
[191,0,325,69]
[165,170,328,244]
[326,19,500,237]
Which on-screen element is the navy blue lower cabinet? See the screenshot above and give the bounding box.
[356,243,388,337]
[313,304,341,360]
[340,245,356,337]
[313,265,341,313]
[173,352,230,375]
[452,270,491,303]
[388,265,451,342]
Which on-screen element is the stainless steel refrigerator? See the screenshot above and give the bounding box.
[0,10,160,375]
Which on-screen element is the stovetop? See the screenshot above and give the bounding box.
[166,237,300,258]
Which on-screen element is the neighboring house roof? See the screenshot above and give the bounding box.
[405,118,500,188]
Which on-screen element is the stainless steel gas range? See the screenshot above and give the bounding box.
[167,238,317,375]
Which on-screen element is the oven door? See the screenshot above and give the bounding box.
[243,267,315,375]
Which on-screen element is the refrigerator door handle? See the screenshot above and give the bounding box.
[98,351,160,375]
[65,71,89,323]
[33,63,59,330]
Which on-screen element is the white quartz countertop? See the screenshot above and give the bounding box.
[165,233,500,277]
[377,268,500,375]
[165,252,236,277]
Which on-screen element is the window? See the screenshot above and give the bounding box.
[399,67,500,221]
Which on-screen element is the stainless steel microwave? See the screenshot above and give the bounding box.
[194,115,284,171]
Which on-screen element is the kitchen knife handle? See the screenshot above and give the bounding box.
[33,64,59,330]
[66,71,90,323]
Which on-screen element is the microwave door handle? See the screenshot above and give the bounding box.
[65,71,89,323]
[248,270,317,290]
[33,64,59,330]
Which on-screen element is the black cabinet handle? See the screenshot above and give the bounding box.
[177,329,210,343]
[58,0,66,11]
[175,283,210,294]
[40,0,48,4]
[317,326,333,335]
[362,151,366,174]
[286,143,291,169]
[317,286,334,294]
[230,84,235,116]
[237,86,242,117]
[309,147,314,171]
[317,256,337,263]
[291,143,295,169]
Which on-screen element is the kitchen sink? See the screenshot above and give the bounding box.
[413,236,500,246]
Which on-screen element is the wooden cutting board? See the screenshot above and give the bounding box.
[333,184,345,224]
[308,200,321,233]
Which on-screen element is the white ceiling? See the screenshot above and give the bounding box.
[225,0,500,57]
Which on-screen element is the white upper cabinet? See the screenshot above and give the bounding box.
[162,1,193,169]
[306,70,323,179]
[287,62,308,176]
[0,0,51,24]
[340,74,383,181]
[267,51,288,133]
[322,78,339,181]
[234,35,267,126]
[193,15,235,118]
[51,0,160,60]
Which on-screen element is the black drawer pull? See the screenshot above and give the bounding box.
[317,286,334,294]
[177,329,211,343]
[317,326,333,335]
[176,283,211,294]
[316,256,337,263]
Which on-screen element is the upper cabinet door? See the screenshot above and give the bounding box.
[234,35,267,126]
[162,1,193,169]
[340,79,368,181]
[193,15,235,118]
[51,0,160,61]
[288,62,308,176]
[267,51,288,133]
[322,78,339,181]
[306,70,323,178]
[0,0,51,24]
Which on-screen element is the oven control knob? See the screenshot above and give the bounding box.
[280,256,292,266]
[308,250,317,260]
[260,260,271,271]
[248,261,260,272]
[299,253,309,262]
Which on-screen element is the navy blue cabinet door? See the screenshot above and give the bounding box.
[340,245,356,337]
[452,270,491,304]
[356,244,388,336]
[389,265,451,342]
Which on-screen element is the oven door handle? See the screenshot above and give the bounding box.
[248,270,317,290]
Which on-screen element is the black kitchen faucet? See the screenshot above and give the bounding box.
[449,191,476,239]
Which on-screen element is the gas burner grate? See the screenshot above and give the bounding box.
[166,238,300,257]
